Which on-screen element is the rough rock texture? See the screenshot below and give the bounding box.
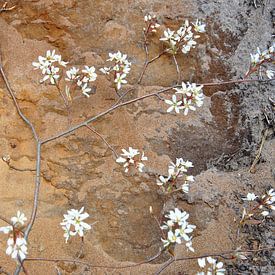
[0,0,274,274]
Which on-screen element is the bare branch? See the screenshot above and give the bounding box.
[85,125,119,158]
[155,246,275,275]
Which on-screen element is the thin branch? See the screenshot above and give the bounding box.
[85,125,119,158]
[155,246,275,275]
[138,50,168,84]
[24,248,164,269]
[0,54,39,142]
[172,55,181,84]
[41,86,173,145]
[41,77,275,145]
[0,215,12,227]
[111,87,136,107]
[24,142,42,238]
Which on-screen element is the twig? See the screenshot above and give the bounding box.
[0,54,39,142]
[41,77,275,145]
[85,125,118,158]
[23,248,164,269]
[138,50,168,84]
[155,246,275,275]
[111,87,136,107]
[0,215,13,227]
[249,128,268,173]
[172,55,181,84]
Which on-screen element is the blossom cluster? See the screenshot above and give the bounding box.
[161,208,195,252]
[160,19,206,55]
[0,211,28,261]
[32,50,68,84]
[100,51,131,91]
[143,14,160,34]
[165,82,204,115]
[197,257,226,275]
[60,207,92,243]
[248,44,275,79]
[157,158,194,194]
[65,66,97,97]
[241,189,275,223]
[116,147,147,173]
[33,50,97,98]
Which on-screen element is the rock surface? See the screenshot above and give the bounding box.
[0,0,274,274]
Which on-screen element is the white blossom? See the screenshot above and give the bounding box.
[192,19,206,33]
[161,208,195,251]
[242,193,257,201]
[197,257,226,275]
[165,208,189,226]
[114,73,127,90]
[60,207,91,243]
[81,83,92,97]
[82,66,97,82]
[6,237,28,261]
[165,95,183,113]
[11,211,27,226]
[65,67,79,81]
[160,19,206,55]
[116,147,147,173]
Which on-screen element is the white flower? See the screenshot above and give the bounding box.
[198,257,226,274]
[162,230,182,247]
[175,221,196,241]
[250,53,261,66]
[116,147,147,173]
[0,226,13,234]
[6,237,28,261]
[41,66,60,84]
[60,207,91,242]
[182,183,189,193]
[65,67,79,81]
[266,69,274,79]
[242,193,257,201]
[165,95,183,113]
[81,83,92,97]
[108,51,128,63]
[144,14,152,22]
[114,73,127,90]
[182,98,196,115]
[157,175,170,186]
[82,66,97,82]
[99,67,111,75]
[198,258,206,268]
[11,211,27,226]
[185,240,195,252]
[165,208,189,226]
[192,19,206,33]
[54,54,68,67]
[261,211,269,217]
[160,29,175,41]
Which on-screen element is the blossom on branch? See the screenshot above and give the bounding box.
[60,207,92,243]
[161,208,195,252]
[157,158,194,194]
[197,257,226,275]
[0,211,28,261]
[100,51,131,91]
[165,82,204,115]
[144,14,160,34]
[160,19,206,55]
[116,147,147,173]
